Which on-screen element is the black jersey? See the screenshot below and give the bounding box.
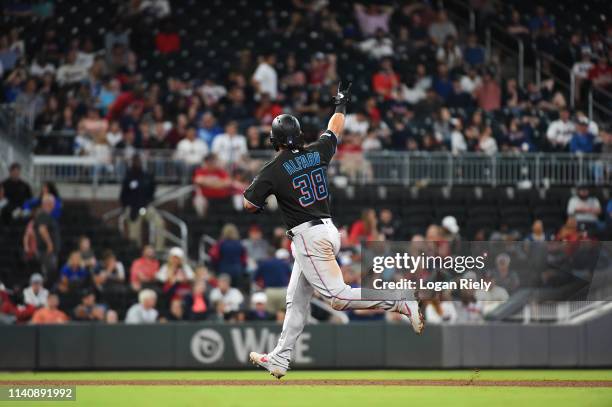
[244,130,337,229]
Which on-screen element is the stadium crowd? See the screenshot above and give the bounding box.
[2,159,611,325]
[1,1,611,325]
[1,0,610,163]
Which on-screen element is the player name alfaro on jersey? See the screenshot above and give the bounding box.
[282,151,322,176]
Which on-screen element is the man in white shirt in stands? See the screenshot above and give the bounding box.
[567,186,602,225]
[125,289,158,324]
[252,53,278,100]
[209,274,244,315]
[55,50,89,85]
[175,125,208,167]
[211,121,248,166]
[546,108,575,151]
[23,273,49,308]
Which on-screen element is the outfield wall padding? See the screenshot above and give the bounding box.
[1,317,611,370]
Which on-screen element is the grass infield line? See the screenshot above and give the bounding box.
[1,379,612,387]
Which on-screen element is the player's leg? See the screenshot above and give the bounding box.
[269,257,313,366]
[292,224,423,333]
[292,227,395,310]
[250,256,313,376]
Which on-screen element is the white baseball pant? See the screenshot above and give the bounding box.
[269,218,402,368]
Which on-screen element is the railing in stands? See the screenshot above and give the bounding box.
[33,151,612,188]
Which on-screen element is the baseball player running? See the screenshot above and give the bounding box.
[243,82,424,379]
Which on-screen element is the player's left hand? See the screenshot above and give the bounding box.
[333,81,352,106]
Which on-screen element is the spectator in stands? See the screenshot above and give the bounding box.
[125,289,158,324]
[572,51,594,102]
[252,53,278,100]
[454,283,483,323]
[34,194,60,279]
[354,3,393,37]
[23,273,48,308]
[14,78,44,119]
[1,283,35,324]
[567,186,602,226]
[423,291,457,324]
[174,125,208,168]
[546,108,574,151]
[588,56,612,90]
[197,112,223,147]
[569,118,595,153]
[209,274,244,319]
[58,251,89,292]
[441,216,461,242]
[78,235,97,272]
[433,63,453,102]
[501,78,526,111]
[436,35,463,71]
[211,121,248,167]
[359,28,394,60]
[192,154,232,218]
[450,118,468,154]
[475,276,510,314]
[502,117,533,152]
[243,225,271,271]
[529,6,555,33]
[183,280,210,321]
[209,224,247,287]
[524,219,552,242]
[556,215,581,242]
[55,49,89,85]
[488,254,520,294]
[120,155,165,250]
[348,209,380,245]
[477,126,498,155]
[156,246,195,284]
[474,69,501,112]
[463,32,485,67]
[372,58,399,100]
[379,208,400,240]
[22,181,62,220]
[130,245,160,291]
[165,298,184,321]
[30,293,69,325]
[1,163,32,223]
[98,249,126,283]
[460,66,482,94]
[246,292,274,322]
[429,9,457,45]
[307,52,336,87]
[254,93,283,125]
[506,9,529,36]
[254,248,292,314]
[73,290,106,321]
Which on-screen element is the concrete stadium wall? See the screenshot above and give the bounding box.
[1,315,611,370]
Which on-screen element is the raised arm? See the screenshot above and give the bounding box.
[329,81,352,142]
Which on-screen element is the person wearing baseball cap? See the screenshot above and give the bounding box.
[246,292,274,322]
[569,117,595,153]
[23,273,49,308]
[441,215,461,241]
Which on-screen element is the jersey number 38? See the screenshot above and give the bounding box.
[292,168,328,207]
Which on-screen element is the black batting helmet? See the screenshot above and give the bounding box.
[270,114,304,151]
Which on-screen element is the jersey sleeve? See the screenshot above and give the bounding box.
[312,130,338,163]
[243,171,274,209]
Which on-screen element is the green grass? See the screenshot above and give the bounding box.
[1,371,611,407]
